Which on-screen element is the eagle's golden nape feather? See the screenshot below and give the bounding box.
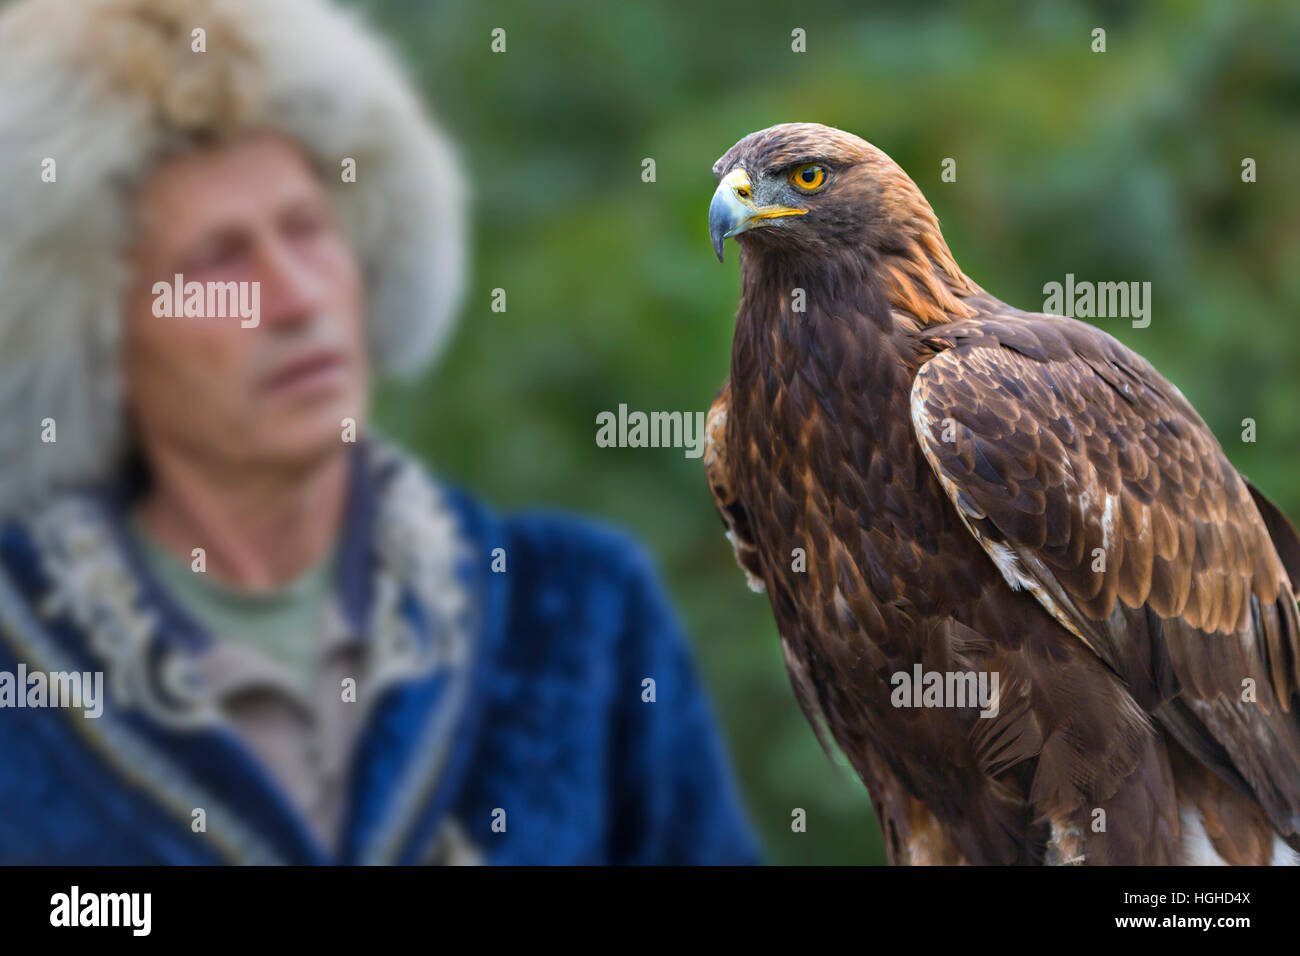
[706,121,1300,865]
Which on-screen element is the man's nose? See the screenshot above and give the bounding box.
[253,238,325,327]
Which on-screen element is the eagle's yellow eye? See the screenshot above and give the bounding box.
[789,164,826,191]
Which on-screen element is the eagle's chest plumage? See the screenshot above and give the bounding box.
[727,300,987,658]
[723,296,1053,864]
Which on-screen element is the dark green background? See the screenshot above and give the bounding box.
[358,0,1300,864]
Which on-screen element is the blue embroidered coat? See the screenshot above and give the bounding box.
[0,442,762,865]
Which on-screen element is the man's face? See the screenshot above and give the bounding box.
[122,134,368,474]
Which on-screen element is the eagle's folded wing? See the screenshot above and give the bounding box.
[705,382,766,593]
[909,314,1300,840]
[705,381,842,762]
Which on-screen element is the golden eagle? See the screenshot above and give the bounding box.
[705,122,1300,865]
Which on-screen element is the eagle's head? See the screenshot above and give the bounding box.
[708,122,941,264]
[708,122,978,323]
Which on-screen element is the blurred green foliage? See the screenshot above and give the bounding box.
[357,0,1300,864]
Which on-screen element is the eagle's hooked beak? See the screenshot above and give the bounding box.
[708,167,807,262]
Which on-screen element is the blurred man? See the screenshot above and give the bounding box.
[0,0,759,864]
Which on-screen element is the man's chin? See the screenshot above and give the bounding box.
[254,400,367,468]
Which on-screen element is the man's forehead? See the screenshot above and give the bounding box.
[143,134,321,204]
[135,135,330,245]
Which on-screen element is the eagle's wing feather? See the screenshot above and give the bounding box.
[909,313,1300,840]
[705,382,766,593]
[706,381,848,763]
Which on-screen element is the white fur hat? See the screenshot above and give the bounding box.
[0,0,467,511]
